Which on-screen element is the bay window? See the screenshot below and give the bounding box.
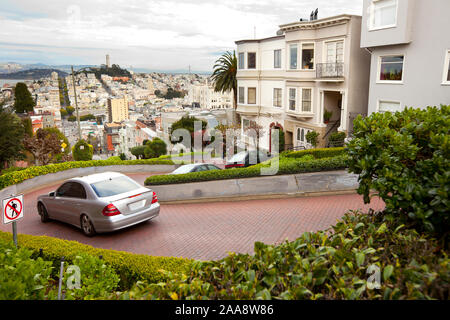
[273,88,282,108]
[288,88,296,111]
[302,44,314,69]
[301,88,312,112]
[238,87,245,104]
[238,53,245,69]
[247,52,256,69]
[290,44,298,69]
[274,49,281,69]
[247,87,256,104]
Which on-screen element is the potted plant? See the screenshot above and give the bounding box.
[324,110,333,124]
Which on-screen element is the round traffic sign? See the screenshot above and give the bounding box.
[5,198,23,221]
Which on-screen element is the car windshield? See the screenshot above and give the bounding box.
[228,152,247,163]
[171,164,197,174]
[90,176,141,198]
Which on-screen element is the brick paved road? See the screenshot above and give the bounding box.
[0,173,384,261]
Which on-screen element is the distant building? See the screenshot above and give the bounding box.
[51,71,59,81]
[107,97,129,123]
[106,54,110,68]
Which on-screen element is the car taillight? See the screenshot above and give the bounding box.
[151,192,158,204]
[102,204,121,216]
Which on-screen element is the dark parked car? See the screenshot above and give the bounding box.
[225,151,269,169]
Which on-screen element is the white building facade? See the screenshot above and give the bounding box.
[236,14,371,150]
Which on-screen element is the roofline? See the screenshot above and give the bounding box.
[279,14,360,31]
[235,35,285,45]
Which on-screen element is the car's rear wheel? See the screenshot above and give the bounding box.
[38,202,50,223]
[80,214,96,237]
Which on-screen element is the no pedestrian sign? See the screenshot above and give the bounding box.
[3,195,24,224]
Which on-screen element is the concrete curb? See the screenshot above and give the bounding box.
[151,170,360,202]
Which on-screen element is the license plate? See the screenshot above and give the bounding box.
[128,200,145,211]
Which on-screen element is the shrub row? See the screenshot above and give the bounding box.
[117,211,450,300]
[0,240,121,300]
[0,231,192,290]
[283,147,345,159]
[145,155,348,186]
[0,158,174,190]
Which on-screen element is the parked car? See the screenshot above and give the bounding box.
[170,163,221,175]
[37,172,159,237]
[225,150,270,169]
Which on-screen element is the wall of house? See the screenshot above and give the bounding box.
[364,0,450,113]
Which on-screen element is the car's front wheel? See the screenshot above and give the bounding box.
[38,202,50,223]
[80,214,96,237]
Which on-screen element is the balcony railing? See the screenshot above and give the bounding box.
[316,63,344,78]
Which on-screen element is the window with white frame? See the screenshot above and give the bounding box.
[370,0,398,30]
[378,100,402,113]
[288,88,296,111]
[443,50,450,84]
[379,55,404,81]
[238,53,245,69]
[247,87,256,104]
[302,44,314,70]
[247,52,256,69]
[326,41,344,63]
[273,88,282,107]
[290,44,298,69]
[274,49,281,69]
[238,87,245,104]
[301,88,312,112]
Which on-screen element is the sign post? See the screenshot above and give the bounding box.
[2,194,24,247]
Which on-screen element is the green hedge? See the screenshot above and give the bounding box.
[0,158,174,190]
[284,147,345,159]
[118,211,450,300]
[145,155,348,186]
[0,232,192,290]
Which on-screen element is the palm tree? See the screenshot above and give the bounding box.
[211,51,237,112]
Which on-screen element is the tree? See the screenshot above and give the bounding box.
[144,138,167,159]
[72,140,93,161]
[130,145,146,159]
[60,108,68,118]
[306,131,319,148]
[211,51,237,123]
[170,116,208,149]
[43,127,70,161]
[23,129,61,166]
[0,109,25,168]
[244,121,265,152]
[14,82,35,113]
[66,106,75,116]
[21,117,33,137]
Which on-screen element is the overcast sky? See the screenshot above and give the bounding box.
[0,0,363,72]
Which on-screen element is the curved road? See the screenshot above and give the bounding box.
[0,173,384,261]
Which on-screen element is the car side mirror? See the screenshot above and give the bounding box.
[49,191,55,197]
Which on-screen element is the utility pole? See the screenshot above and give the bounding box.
[71,66,82,140]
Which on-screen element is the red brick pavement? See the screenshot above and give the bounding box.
[0,173,385,261]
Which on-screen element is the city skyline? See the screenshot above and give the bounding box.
[0,0,363,73]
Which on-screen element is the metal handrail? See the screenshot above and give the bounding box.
[316,63,344,78]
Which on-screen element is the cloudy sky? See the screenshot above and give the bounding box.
[0,0,362,72]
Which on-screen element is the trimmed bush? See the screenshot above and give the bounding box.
[284,147,345,159]
[117,211,450,300]
[0,241,53,300]
[0,232,192,290]
[328,132,346,148]
[0,158,174,190]
[347,106,449,236]
[145,155,348,186]
[72,140,93,161]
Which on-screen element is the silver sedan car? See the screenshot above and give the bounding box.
[37,172,160,236]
